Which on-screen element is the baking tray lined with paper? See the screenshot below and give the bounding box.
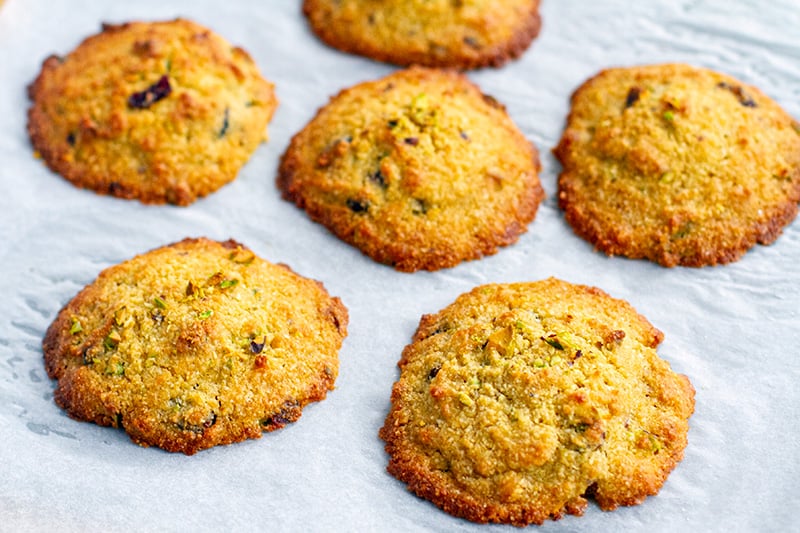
[1,1,798,531]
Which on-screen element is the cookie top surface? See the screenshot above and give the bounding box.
[303,0,540,70]
[379,278,695,525]
[43,238,348,455]
[554,63,800,267]
[278,67,544,272]
[28,19,278,205]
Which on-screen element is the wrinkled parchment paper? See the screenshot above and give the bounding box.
[1,1,798,531]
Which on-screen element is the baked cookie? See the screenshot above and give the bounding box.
[278,67,544,272]
[303,0,541,70]
[28,19,278,205]
[380,278,694,526]
[43,238,348,455]
[554,63,800,267]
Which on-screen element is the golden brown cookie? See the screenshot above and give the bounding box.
[303,0,541,70]
[43,238,348,455]
[28,19,278,205]
[278,67,544,272]
[554,63,800,267]
[380,278,694,526]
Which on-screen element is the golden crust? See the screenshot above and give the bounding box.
[554,63,800,267]
[43,238,348,454]
[278,67,544,272]
[303,0,541,70]
[379,278,695,526]
[27,19,278,205]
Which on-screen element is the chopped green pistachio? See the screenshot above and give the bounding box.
[169,398,183,412]
[672,222,694,239]
[485,325,513,355]
[153,297,167,309]
[69,318,83,335]
[111,362,125,376]
[114,307,129,326]
[556,331,581,350]
[103,330,121,351]
[457,392,474,407]
[229,248,255,265]
[199,310,213,320]
[411,92,428,110]
[542,335,564,350]
[219,279,239,289]
[409,93,431,125]
[662,110,675,122]
[650,435,663,453]
[467,376,480,388]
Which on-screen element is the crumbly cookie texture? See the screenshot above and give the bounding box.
[28,19,277,205]
[278,67,543,272]
[554,63,800,267]
[303,0,541,70]
[380,278,694,526]
[43,238,348,455]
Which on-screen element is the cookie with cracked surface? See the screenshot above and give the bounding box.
[28,19,277,205]
[303,0,541,70]
[554,63,800,267]
[380,278,694,526]
[278,67,543,272]
[43,238,348,455]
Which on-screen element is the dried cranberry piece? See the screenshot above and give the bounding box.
[463,36,481,49]
[346,198,369,213]
[625,87,641,108]
[716,81,757,108]
[128,75,172,109]
[250,338,266,354]
[369,169,387,189]
[218,108,230,138]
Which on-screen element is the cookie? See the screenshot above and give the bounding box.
[303,0,541,70]
[278,67,544,272]
[28,19,278,206]
[380,278,694,526]
[554,63,800,267]
[43,238,348,455]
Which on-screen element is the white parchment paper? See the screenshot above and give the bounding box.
[1,1,799,531]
